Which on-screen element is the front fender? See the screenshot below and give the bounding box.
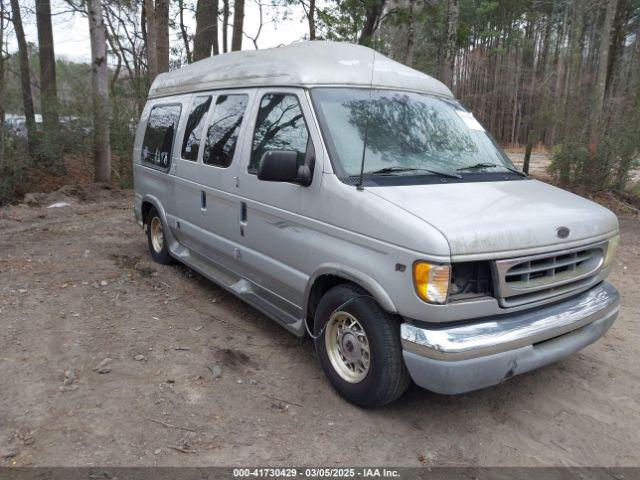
[304,263,398,317]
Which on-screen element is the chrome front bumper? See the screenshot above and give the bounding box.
[401,282,619,394]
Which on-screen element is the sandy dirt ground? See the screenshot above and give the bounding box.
[0,185,639,467]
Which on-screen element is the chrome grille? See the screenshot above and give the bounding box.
[494,242,606,307]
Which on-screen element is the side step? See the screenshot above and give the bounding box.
[171,244,305,336]
[172,243,240,288]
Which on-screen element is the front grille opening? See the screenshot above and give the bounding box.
[501,276,597,308]
[505,248,598,287]
[496,244,606,308]
[530,270,546,280]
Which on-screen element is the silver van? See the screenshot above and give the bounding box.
[133,41,620,407]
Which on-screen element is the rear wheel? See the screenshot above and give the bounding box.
[314,284,411,407]
[145,207,173,265]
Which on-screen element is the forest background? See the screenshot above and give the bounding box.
[0,0,639,204]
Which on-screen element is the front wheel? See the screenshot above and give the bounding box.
[314,284,411,407]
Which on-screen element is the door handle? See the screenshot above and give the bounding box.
[240,202,247,237]
[200,191,207,212]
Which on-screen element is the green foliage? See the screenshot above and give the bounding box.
[603,111,640,190]
[550,97,640,190]
[317,0,365,43]
[2,41,140,193]
[549,139,589,186]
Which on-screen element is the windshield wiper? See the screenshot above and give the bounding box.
[364,166,462,179]
[456,163,527,177]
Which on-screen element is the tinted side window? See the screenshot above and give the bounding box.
[203,94,248,168]
[141,104,182,170]
[250,94,309,173]
[181,96,212,161]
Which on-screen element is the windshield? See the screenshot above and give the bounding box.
[311,88,516,177]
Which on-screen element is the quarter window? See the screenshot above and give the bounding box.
[181,96,212,161]
[250,94,309,173]
[141,104,182,170]
[203,94,248,168]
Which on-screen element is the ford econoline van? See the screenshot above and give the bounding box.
[133,41,620,407]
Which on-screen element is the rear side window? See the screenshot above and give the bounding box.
[250,94,309,173]
[141,104,182,170]
[181,96,212,161]
[203,94,248,168]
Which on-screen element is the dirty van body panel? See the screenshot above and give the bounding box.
[234,87,450,324]
[230,87,453,324]
[368,179,619,260]
[173,89,255,275]
[133,96,191,234]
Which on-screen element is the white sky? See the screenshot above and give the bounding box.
[7,0,312,63]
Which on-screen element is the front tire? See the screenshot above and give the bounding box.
[145,207,174,265]
[314,284,411,407]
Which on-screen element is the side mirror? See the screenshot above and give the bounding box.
[257,150,312,186]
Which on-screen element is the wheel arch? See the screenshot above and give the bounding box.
[303,265,397,334]
[140,195,180,254]
[141,195,166,226]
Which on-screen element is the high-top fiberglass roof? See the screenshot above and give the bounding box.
[149,41,453,99]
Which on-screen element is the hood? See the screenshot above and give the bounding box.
[369,179,619,260]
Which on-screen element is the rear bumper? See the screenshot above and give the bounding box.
[401,282,619,394]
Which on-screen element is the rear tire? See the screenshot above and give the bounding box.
[145,207,174,265]
[314,284,411,407]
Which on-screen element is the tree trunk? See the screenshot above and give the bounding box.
[231,0,244,51]
[9,0,36,154]
[36,0,65,170]
[523,137,533,174]
[606,0,631,98]
[580,0,618,185]
[222,0,229,53]
[178,0,192,62]
[88,0,111,183]
[403,0,416,66]
[440,0,459,88]
[144,0,158,83]
[588,0,618,169]
[194,0,219,60]
[358,0,385,46]
[212,0,220,55]
[552,1,571,149]
[308,0,316,40]
[36,0,59,130]
[0,1,5,169]
[155,0,170,73]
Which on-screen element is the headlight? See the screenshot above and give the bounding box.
[603,234,620,268]
[413,261,451,304]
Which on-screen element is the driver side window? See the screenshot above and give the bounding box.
[249,93,310,174]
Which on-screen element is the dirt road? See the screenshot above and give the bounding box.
[1,185,639,467]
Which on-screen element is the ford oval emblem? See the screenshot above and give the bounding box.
[556,227,570,239]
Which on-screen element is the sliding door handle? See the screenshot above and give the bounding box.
[240,202,247,236]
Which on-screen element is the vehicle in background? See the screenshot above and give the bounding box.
[4,114,43,138]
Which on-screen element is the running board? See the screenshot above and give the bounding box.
[170,245,305,336]
[172,243,240,287]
